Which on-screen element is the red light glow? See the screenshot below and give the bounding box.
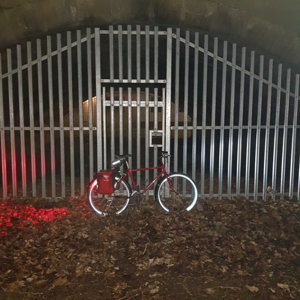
[0,201,72,238]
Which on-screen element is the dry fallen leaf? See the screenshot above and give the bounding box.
[277,283,290,292]
[4,281,19,292]
[245,285,259,293]
[220,265,228,273]
[149,286,160,294]
[206,288,215,295]
[46,266,56,274]
[53,277,68,287]
[35,279,48,286]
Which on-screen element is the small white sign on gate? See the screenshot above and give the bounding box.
[150,130,164,147]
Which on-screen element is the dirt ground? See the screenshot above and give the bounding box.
[0,196,299,300]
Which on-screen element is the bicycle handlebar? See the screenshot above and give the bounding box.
[160,151,170,158]
[159,151,171,165]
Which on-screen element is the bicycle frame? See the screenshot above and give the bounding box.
[119,165,168,195]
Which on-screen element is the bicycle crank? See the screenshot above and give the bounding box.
[131,190,143,209]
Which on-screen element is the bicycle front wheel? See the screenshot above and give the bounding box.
[155,173,198,213]
[88,176,131,216]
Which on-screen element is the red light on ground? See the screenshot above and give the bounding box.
[0,201,72,238]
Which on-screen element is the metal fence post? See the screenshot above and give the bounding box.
[95,27,102,171]
[165,28,172,167]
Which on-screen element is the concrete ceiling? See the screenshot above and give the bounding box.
[0,0,300,70]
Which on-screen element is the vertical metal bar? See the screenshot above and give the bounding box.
[289,75,299,198]
[272,64,282,193]
[109,25,114,81]
[201,35,208,198]
[227,43,236,197]
[137,88,141,186]
[77,30,84,195]
[127,25,132,81]
[17,45,27,197]
[118,25,123,82]
[102,87,107,169]
[154,26,158,163]
[119,87,123,154]
[0,54,8,198]
[57,33,65,197]
[109,26,114,163]
[218,41,228,197]
[127,25,132,166]
[154,26,158,82]
[245,51,255,197]
[87,28,93,181]
[162,87,166,147]
[118,26,124,155]
[165,28,172,168]
[192,32,199,181]
[37,39,46,197]
[67,32,75,196]
[145,87,150,185]
[27,42,37,197]
[174,28,180,172]
[263,59,273,200]
[136,25,141,185]
[253,55,264,199]
[154,87,158,167]
[136,25,141,82]
[128,87,132,164]
[236,47,246,195]
[183,31,189,176]
[110,86,115,160]
[210,37,218,195]
[7,49,17,196]
[95,27,102,171]
[280,69,291,195]
[145,26,150,184]
[47,36,56,198]
[145,26,150,83]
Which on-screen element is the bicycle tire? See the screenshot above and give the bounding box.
[88,176,131,216]
[155,173,198,213]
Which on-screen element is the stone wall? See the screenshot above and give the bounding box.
[0,0,300,68]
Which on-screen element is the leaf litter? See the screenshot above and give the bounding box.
[0,196,299,299]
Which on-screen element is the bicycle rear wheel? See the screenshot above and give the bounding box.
[155,173,198,213]
[88,176,131,216]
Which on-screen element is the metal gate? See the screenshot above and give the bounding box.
[0,25,299,200]
[93,25,172,191]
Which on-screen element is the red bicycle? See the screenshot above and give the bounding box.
[88,151,198,215]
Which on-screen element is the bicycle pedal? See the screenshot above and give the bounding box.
[135,194,140,208]
[135,193,144,210]
[130,191,140,209]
